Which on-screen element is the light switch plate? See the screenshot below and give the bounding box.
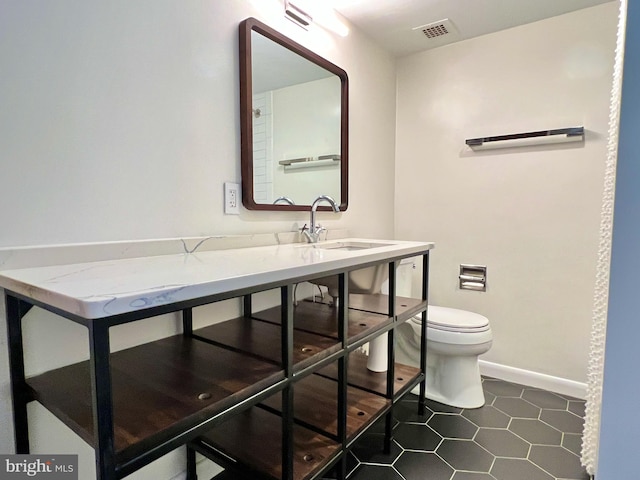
[224,182,240,215]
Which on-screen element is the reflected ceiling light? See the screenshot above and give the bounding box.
[284,0,350,37]
[284,0,311,29]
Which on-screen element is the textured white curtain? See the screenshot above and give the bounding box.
[581,0,627,474]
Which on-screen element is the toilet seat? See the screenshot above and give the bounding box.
[410,305,490,333]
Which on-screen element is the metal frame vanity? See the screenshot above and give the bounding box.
[1,239,433,480]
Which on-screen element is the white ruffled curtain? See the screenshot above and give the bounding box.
[581,0,627,474]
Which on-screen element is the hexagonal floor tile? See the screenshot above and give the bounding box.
[522,389,569,409]
[491,458,554,480]
[529,445,590,479]
[474,428,530,457]
[394,451,454,480]
[321,452,358,479]
[540,409,584,434]
[462,405,510,428]
[509,418,562,445]
[426,398,463,414]
[452,472,496,480]
[494,397,541,418]
[568,400,586,417]
[351,433,402,464]
[347,464,404,480]
[482,379,525,397]
[562,433,583,455]
[483,390,497,406]
[367,414,399,435]
[394,398,432,423]
[428,413,478,439]
[394,423,442,451]
[436,439,494,472]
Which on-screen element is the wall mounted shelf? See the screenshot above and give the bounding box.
[465,126,584,150]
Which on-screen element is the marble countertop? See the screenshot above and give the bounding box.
[0,238,433,320]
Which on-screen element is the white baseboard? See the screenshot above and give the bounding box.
[479,360,587,400]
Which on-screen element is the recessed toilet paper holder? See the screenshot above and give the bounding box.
[459,264,486,291]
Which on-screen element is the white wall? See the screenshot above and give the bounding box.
[0,0,397,477]
[272,77,342,205]
[394,3,617,385]
[0,0,396,248]
[597,1,640,477]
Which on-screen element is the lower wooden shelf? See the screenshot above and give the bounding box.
[195,351,422,480]
[260,373,390,439]
[318,351,422,398]
[196,407,341,480]
[26,334,284,466]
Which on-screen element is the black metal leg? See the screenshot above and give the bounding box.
[182,308,193,337]
[418,253,430,416]
[186,446,198,480]
[243,294,252,318]
[88,321,116,480]
[384,410,393,455]
[384,262,396,453]
[336,273,349,480]
[281,285,294,480]
[383,328,396,455]
[5,294,30,453]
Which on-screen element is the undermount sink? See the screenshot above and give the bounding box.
[310,241,391,298]
[314,241,392,251]
[311,265,388,299]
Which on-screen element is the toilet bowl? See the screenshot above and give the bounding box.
[395,305,492,409]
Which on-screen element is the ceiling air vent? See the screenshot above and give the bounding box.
[413,18,457,40]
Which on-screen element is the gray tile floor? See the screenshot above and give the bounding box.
[338,377,591,480]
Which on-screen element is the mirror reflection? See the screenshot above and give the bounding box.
[240,18,349,211]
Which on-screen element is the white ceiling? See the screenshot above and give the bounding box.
[331,0,615,57]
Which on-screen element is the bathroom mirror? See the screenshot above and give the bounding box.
[239,17,349,211]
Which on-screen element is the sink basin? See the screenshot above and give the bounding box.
[303,241,394,299]
[314,241,392,251]
[311,265,388,298]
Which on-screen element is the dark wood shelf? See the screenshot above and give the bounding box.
[346,293,426,322]
[251,299,392,344]
[197,407,341,480]
[26,334,284,466]
[193,316,340,372]
[317,351,422,398]
[260,373,390,439]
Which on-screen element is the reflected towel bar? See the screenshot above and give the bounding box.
[279,154,341,171]
[465,127,584,150]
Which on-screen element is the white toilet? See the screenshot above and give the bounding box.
[395,305,492,409]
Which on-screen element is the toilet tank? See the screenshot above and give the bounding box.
[381,257,416,297]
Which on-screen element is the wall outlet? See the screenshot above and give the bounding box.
[224,182,240,215]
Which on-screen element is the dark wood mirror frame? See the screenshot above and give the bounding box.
[239,17,349,212]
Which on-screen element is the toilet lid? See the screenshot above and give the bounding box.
[410,305,490,333]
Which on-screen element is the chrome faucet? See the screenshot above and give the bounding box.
[273,196,295,205]
[303,195,340,243]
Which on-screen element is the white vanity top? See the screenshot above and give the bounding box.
[0,238,433,320]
